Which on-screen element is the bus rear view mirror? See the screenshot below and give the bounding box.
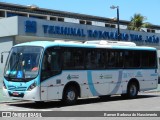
[1,54,3,63]
[1,51,10,63]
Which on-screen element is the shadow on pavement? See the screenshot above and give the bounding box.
[7,94,159,109]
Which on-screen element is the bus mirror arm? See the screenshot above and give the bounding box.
[1,51,10,63]
[1,54,3,63]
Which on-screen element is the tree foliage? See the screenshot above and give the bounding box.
[128,13,151,31]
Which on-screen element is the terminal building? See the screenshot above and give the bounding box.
[0,2,160,79]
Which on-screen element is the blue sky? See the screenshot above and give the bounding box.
[1,0,160,25]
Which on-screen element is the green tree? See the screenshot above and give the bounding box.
[128,13,151,31]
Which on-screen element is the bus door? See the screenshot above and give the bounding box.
[40,47,61,101]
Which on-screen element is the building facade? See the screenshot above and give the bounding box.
[0,2,160,80]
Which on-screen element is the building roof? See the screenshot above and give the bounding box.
[0,2,131,25]
[0,2,160,29]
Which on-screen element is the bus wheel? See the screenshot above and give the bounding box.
[63,86,78,105]
[127,82,138,99]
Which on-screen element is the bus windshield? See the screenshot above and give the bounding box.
[4,46,43,81]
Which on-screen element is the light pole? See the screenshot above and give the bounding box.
[110,5,120,41]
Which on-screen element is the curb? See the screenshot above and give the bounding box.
[0,100,27,104]
[143,90,160,93]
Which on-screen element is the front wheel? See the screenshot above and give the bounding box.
[62,86,78,105]
[127,82,138,99]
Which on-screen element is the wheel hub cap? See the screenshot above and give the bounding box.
[67,91,75,101]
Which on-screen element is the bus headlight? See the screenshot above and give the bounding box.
[3,81,6,89]
[27,82,37,91]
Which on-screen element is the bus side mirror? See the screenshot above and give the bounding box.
[1,51,9,63]
[1,54,3,63]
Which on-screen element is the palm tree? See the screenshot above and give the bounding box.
[128,13,151,31]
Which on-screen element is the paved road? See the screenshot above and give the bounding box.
[1,92,160,120]
[0,92,160,111]
[1,84,160,103]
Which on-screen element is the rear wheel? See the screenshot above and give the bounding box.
[127,82,138,99]
[62,86,78,105]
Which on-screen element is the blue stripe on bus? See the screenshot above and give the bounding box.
[87,70,101,96]
[109,70,123,94]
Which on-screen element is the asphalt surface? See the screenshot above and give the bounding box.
[1,92,160,120]
[0,84,160,103]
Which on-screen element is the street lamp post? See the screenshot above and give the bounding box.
[110,5,120,41]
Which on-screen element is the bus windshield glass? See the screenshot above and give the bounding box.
[4,46,43,81]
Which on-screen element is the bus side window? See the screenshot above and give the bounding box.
[41,47,61,81]
[86,50,97,69]
[62,48,84,70]
[141,51,156,68]
[107,51,116,67]
[42,53,51,71]
[50,51,61,71]
[124,51,130,68]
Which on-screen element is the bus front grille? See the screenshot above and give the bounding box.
[8,85,27,91]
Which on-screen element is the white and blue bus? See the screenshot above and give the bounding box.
[2,40,158,105]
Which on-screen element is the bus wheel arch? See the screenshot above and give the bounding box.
[127,78,140,98]
[62,81,80,105]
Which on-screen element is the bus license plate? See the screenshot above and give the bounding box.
[13,92,19,96]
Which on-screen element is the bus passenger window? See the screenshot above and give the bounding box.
[42,53,51,71]
[41,47,61,81]
[62,48,84,70]
[85,49,106,69]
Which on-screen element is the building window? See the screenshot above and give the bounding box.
[0,11,5,17]
[151,29,155,33]
[147,29,155,33]
[147,29,151,32]
[105,24,116,28]
[50,17,57,21]
[58,17,64,22]
[29,15,46,19]
[7,12,27,17]
[79,20,85,24]
[86,21,92,25]
[105,23,110,27]
[110,24,116,28]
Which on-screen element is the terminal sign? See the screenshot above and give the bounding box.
[43,25,86,37]
[24,20,159,43]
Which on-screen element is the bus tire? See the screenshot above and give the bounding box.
[127,82,138,99]
[62,86,78,105]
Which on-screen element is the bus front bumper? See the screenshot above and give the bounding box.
[2,87,41,101]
